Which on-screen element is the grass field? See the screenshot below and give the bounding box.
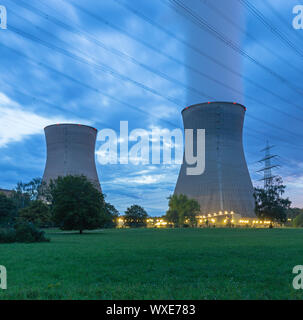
[0,227,303,300]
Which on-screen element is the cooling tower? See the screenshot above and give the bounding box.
[174,102,255,217]
[42,124,101,191]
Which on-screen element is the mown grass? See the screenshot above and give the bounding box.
[0,227,303,300]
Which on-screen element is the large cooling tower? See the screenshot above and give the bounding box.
[42,124,101,191]
[174,102,255,217]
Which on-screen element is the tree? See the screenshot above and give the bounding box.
[0,193,17,227]
[287,208,303,220]
[124,205,148,228]
[18,200,52,227]
[254,177,291,223]
[48,175,106,234]
[166,194,200,227]
[11,178,46,210]
[293,213,303,228]
[102,202,119,228]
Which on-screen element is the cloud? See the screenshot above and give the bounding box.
[0,92,90,147]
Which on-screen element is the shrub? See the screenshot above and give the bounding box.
[0,228,16,243]
[293,213,303,227]
[0,193,17,227]
[15,222,49,243]
[0,223,49,243]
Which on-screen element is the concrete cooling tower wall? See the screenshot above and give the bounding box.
[174,102,255,217]
[42,123,101,191]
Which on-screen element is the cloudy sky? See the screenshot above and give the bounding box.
[0,0,302,215]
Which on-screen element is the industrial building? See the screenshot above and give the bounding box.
[42,123,101,191]
[174,102,255,218]
[0,188,13,197]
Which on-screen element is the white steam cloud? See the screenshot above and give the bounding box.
[174,0,245,105]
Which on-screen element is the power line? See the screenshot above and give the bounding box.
[167,0,303,98]
[0,79,113,131]
[262,1,303,43]
[239,0,303,59]
[198,0,303,75]
[8,0,214,102]
[8,0,303,125]
[3,4,303,146]
[8,25,188,106]
[0,42,181,130]
[3,72,303,159]
[8,23,303,142]
[110,0,303,114]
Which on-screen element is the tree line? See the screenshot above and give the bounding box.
[0,174,299,242]
[0,175,149,241]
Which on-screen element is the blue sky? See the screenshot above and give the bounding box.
[0,0,302,215]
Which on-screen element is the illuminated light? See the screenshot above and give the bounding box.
[211,219,215,223]
[208,101,211,104]
[208,214,211,217]
[213,213,217,216]
[233,102,237,104]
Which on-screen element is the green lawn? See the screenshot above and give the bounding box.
[0,227,303,299]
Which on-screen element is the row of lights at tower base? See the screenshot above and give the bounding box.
[117,214,273,228]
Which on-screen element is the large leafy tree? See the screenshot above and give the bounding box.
[48,175,106,234]
[0,193,17,227]
[18,200,52,227]
[124,205,148,228]
[166,194,200,227]
[254,177,291,223]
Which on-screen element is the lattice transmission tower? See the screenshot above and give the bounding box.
[257,141,280,189]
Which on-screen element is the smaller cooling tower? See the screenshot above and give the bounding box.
[42,123,101,191]
[174,102,255,217]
